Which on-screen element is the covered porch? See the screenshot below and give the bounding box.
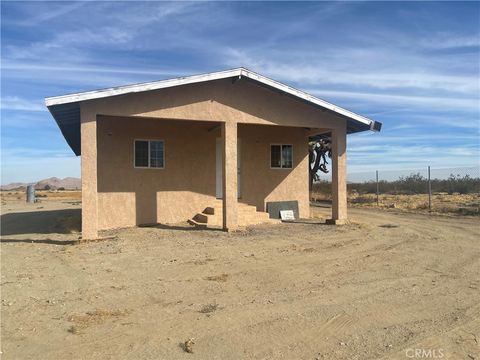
[82,113,348,237]
[46,68,379,240]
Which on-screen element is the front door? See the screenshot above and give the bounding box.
[216,138,241,198]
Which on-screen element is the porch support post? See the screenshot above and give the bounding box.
[80,105,99,239]
[328,124,348,224]
[221,121,238,231]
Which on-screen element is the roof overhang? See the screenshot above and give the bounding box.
[46,67,381,156]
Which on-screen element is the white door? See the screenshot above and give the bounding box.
[216,138,241,199]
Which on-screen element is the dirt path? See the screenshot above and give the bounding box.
[1,202,479,359]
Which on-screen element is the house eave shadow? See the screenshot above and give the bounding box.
[1,208,81,236]
[138,222,224,232]
[0,238,77,245]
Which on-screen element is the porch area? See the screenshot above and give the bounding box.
[85,115,347,235]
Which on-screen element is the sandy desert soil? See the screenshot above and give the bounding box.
[311,192,480,216]
[1,198,479,360]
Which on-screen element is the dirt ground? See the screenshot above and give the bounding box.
[1,197,479,360]
[311,192,480,216]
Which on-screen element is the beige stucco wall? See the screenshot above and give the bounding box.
[85,78,346,131]
[221,122,238,230]
[80,78,348,235]
[80,105,98,239]
[96,116,216,229]
[238,124,310,218]
[95,116,311,230]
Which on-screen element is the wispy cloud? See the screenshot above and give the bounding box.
[2,62,194,77]
[307,89,480,112]
[1,1,479,182]
[223,48,478,95]
[371,112,480,130]
[6,27,134,61]
[419,34,480,50]
[4,1,201,61]
[2,61,197,90]
[14,1,86,26]
[1,96,45,112]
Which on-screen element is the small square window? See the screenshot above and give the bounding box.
[271,144,293,169]
[134,140,164,168]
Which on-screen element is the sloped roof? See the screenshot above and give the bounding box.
[45,67,381,155]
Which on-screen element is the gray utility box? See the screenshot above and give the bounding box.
[266,200,299,220]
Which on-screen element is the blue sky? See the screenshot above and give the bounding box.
[1,1,479,184]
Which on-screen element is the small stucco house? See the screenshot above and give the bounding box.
[45,68,381,239]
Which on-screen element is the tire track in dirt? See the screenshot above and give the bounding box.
[3,204,479,359]
[381,307,480,360]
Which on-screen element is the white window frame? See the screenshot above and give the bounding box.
[133,139,165,169]
[270,144,293,169]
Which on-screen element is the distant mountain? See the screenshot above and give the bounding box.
[0,177,81,191]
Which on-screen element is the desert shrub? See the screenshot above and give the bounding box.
[432,174,480,194]
[349,195,375,204]
[311,179,331,195]
[388,173,428,194]
[349,181,377,194]
[312,173,480,196]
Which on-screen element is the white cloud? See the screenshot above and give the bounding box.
[5,2,201,61]
[1,96,46,112]
[420,34,480,50]
[0,113,52,128]
[2,62,194,77]
[307,89,480,112]
[2,61,198,89]
[16,2,86,26]
[1,1,478,181]
[374,113,480,130]
[6,27,134,61]
[223,48,478,95]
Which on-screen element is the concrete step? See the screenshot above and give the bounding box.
[189,201,277,228]
[187,219,208,229]
[208,216,273,227]
[193,212,225,226]
[203,206,215,215]
[193,213,209,223]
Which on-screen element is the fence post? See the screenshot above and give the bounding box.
[376,170,379,206]
[428,165,432,211]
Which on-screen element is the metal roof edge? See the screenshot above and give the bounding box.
[44,68,243,107]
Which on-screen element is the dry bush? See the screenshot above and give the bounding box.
[311,175,480,215]
[67,309,130,333]
[204,273,229,282]
[199,303,219,314]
